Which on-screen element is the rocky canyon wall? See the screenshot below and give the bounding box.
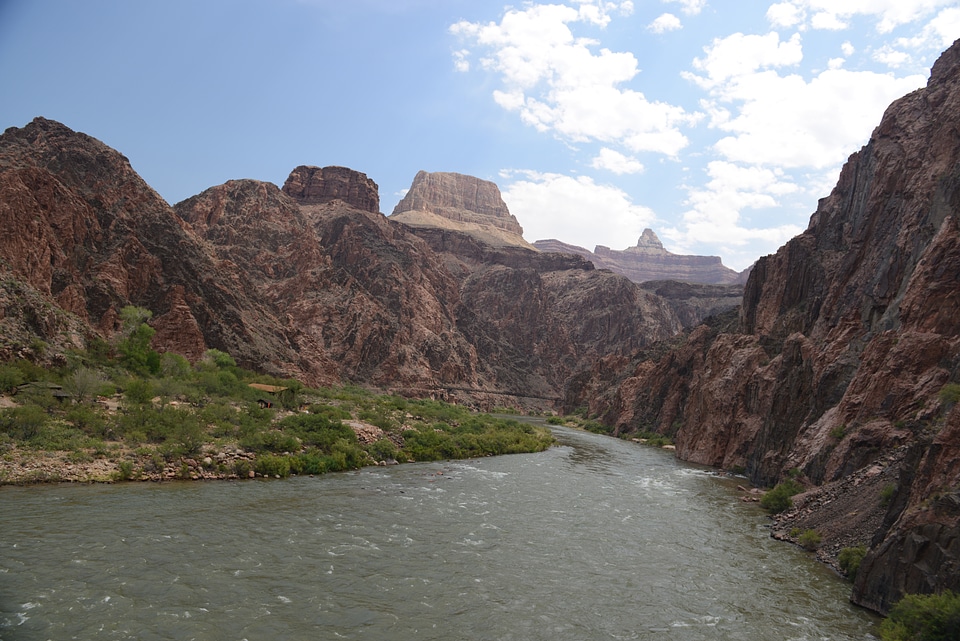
[577,40,960,613]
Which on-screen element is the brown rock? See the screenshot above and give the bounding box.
[282,165,379,213]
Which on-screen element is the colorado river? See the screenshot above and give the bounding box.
[0,423,879,640]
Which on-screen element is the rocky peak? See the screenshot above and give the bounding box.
[391,170,524,237]
[281,165,379,213]
[634,228,664,251]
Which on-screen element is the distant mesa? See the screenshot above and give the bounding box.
[390,171,533,249]
[534,230,749,285]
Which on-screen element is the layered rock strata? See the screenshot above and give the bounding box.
[391,171,532,249]
[569,40,960,613]
[534,230,748,285]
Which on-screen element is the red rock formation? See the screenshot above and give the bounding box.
[581,39,960,613]
[281,165,379,213]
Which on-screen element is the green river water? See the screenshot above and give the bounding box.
[0,423,880,640]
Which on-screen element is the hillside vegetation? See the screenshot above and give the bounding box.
[0,308,554,484]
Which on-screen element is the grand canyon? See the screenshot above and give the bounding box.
[2,35,959,617]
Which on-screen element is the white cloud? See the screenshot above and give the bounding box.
[649,13,683,33]
[686,32,804,89]
[665,0,706,16]
[811,11,849,30]
[767,1,957,34]
[591,148,645,174]
[873,45,913,68]
[686,31,926,168]
[841,40,855,55]
[501,170,655,247]
[767,2,805,28]
[451,1,699,156]
[453,49,470,72]
[662,161,804,267]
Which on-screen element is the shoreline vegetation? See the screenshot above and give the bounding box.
[0,314,554,485]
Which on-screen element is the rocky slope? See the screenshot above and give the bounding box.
[0,119,683,407]
[570,40,960,613]
[534,230,748,285]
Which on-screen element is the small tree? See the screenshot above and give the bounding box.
[64,367,105,404]
[880,590,960,641]
[760,479,804,514]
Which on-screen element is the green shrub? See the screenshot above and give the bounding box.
[838,545,867,580]
[881,484,897,507]
[367,438,399,462]
[255,454,291,478]
[760,479,804,514]
[0,405,48,440]
[880,590,960,641]
[798,529,821,551]
[277,414,355,451]
[829,424,847,440]
[546,416,565,425]
[241,430,301,454]
[65,405,107,437]
[124,379,154,406]
[115,460,137,481]
[0,364,25,394]
[938,383,960,405]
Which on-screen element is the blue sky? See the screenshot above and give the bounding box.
[1,1,958,270]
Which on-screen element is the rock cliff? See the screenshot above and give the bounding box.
[573,40,960,613]
[0,119,683,408]
[533,230,748,285]
[390,171,533,249]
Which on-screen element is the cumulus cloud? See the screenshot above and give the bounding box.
[686,31,926,168]
[665,0,706,16]
[765,0,957,34]
[451,1,699,156]
[591,148,645,174]
[501,170,655,248]
[649,13,683,33]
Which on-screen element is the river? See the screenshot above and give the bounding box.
[0,423,879,640]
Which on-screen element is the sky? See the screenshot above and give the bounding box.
[1,1,958,271]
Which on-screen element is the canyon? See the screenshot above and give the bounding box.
[2,38,959,616]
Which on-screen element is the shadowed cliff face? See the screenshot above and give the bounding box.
[578,39,960,613]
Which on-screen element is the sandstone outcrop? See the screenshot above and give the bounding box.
[391,171,533,249]
[570,40,960,613]
[534,230,748,285]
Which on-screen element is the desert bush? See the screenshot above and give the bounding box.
[278,414,355,451]
[255,454,291,478]
[65,405,107,437]
[798,529,821,551]
[760,479,804,514]
[0,364,25,394]
[0,405,48,440]
[240,430,300,454]
[123,379,154,406]
[880,590,960,641]
[367,438,399,462]
[838,545,867,580]
[546,416,565,425]
[938,383,960,405]
[881,484,897,507]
